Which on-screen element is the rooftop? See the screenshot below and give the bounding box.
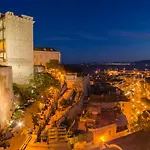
[106,130,150,150]
[34,47,56,52]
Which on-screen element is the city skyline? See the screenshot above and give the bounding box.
[1,0,150,63]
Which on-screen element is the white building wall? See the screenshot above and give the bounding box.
[4,12,34,84]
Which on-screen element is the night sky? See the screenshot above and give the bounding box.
[1,0,150,64]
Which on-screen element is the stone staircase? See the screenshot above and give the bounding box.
[47,127,69,144]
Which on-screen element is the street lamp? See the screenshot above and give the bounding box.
[17,121,23,127]
[100,136,105,142]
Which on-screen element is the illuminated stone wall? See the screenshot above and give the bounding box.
[89,124,117,143]
[34,51,61,66]
[0,66,13,128]
[0,12,34,84]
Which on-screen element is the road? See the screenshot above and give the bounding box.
[7,102,39,150]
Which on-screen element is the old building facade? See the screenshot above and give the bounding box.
[34,47,61,66]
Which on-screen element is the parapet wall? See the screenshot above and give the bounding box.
[5,11,34,22]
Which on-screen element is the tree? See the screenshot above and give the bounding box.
[13,83,32,105]
[13,83,20,94]
[130,112,150,132]
[46,59,63,71]
[32,114,39,129]
[0,130,10,149]
[46,59,65,85]
[13,109,24,119]
[29,72,61,94]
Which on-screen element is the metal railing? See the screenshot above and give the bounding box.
[19,135,32,150]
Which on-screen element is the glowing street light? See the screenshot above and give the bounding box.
[100,136,105,142]
[17,121,23,127]
[137,111,140,114]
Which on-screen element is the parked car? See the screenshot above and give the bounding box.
[3,132,14,140]
[24,103,30,108]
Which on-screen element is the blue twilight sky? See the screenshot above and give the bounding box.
[1,0,150,64]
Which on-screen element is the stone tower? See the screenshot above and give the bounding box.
[0,11,34,84]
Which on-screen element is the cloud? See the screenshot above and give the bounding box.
[79,33,106,40]
[114,31,150,39]
[46,32,107,41]
[47,37,80,41]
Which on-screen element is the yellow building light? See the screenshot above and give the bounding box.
[137,111,140,114]
[100,136,105,142]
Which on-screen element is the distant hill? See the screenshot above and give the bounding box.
[134,60,150,63]
[64,64,83,73]
[133,60,150,66]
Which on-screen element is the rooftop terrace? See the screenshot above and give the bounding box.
[34,47,56,52]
